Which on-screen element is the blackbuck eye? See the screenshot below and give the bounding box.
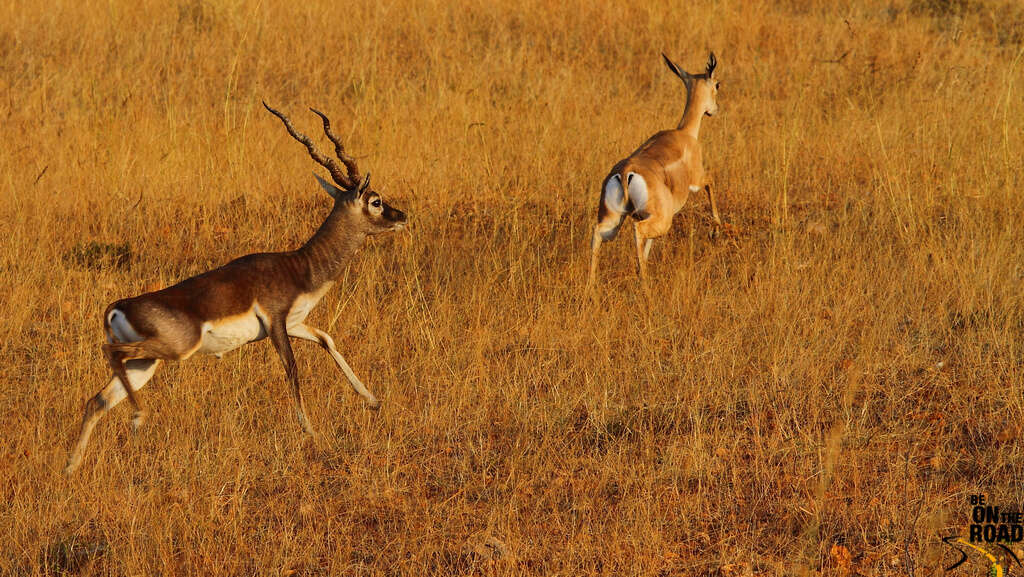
[715,81,720,90]
[371,199,382,208]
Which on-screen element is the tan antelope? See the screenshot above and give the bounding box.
[64,103,407,473]
[588,52,721,288]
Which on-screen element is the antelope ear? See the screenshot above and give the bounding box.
[358,173,371,196]
[313,172,344,199]
[706,52,717,79]
[662,53,693,90]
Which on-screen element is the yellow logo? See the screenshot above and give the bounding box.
[944,536,1021,576]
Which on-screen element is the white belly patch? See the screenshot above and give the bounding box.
[197,312,266,355]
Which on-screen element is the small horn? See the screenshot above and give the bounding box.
[359,173,371,193]
[706,52,717,77]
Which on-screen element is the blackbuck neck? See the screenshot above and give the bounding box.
[299,202,367,287]
[678,96,706,140]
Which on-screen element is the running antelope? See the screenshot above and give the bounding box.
[64,103,407,473]
[588,52,721,288]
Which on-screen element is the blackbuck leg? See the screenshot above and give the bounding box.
[102,338,185,429]
[642,238,653,261]
[588,212,625,290]
[268,320,315,435]
[588,230,603,290]
[287,324,381,409]
[102,344,146,429]
[705,184,722,236]
[633,223,650,292]
[65,359,161,474]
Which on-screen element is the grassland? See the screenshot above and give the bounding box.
[1,0,1023,574]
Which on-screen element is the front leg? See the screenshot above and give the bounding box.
[268,319,315,435]
[288,324,380,409]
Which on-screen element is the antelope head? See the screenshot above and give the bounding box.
[314,173,408,235]
[663,52,719,117]
[263,102,407,235]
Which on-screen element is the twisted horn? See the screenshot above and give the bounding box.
[263,101,355,190]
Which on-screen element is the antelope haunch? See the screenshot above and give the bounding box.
[64,103,407,474]
[588,52,721,288]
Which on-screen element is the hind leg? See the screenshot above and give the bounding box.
[588,212,625,289]
[588,228,604,290]
[101,335,195,428]
[633,223,650,285]
[705,184,722,237]
[65,359,161,474]
[102,343,146,429]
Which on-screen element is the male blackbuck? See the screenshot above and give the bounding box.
[588,52,722,288]
[64,103,407,474]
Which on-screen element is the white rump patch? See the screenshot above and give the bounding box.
[627,172,648,216]
[107,309,143,343]
[603,174,628,215]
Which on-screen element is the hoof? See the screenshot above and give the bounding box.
[64,457,80,475]
[366,398,381,411]
[131,411,147,432]
[297,415,316,436]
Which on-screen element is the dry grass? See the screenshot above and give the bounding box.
[1,0,1023,574]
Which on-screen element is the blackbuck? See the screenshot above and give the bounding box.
[64,103,407,474]
[588,52,722,288]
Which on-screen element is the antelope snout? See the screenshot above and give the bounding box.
[387,206,408,230]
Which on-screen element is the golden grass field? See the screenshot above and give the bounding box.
[2,0,1023,574]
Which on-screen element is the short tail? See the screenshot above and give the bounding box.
[624,171,648,218]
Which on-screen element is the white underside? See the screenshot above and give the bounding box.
[197,283,334,356]
[197,312,267,355]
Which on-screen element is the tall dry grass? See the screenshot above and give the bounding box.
[1,0,1023,574]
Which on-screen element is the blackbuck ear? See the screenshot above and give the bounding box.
[706,52,717,79]
[662,53,694,91]
[358,173,371,197]
[313,172,360,203]
[313,172,344,199]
